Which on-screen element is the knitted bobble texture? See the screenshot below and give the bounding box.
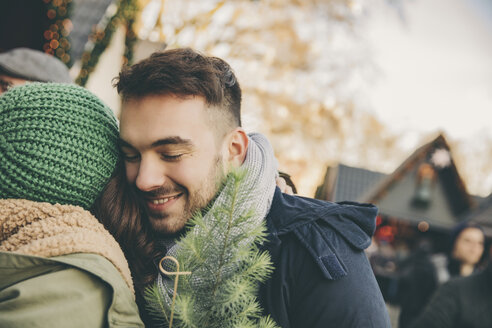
[0,83,119,209]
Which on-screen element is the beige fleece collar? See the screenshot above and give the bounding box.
[0,199,134,294]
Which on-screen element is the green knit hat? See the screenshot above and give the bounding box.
[0,83,119,210]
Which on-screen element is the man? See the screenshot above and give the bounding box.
[113,48,390,327]
[0,47,72,93]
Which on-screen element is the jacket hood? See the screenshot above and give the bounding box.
[266,188,378,251]
[0,199,135,294]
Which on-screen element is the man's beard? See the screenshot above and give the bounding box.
[136,155,224,235]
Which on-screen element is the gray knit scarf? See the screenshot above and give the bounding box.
[155,132,278,307]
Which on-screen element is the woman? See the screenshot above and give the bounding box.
[0,83,143,327]
[398,221,486,328]
[409,243,492,328]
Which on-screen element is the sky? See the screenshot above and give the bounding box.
[363,0,492,146]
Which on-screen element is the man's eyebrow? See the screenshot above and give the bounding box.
[117,137,194,149]
[151,137,194,148]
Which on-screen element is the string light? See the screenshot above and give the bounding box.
[75,0,139,86]
[42,0,73,65]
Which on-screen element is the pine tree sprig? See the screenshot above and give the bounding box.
[258,316,280,328]
[144,283,170,327]
[144,168,279,328]
[174,294,198,328]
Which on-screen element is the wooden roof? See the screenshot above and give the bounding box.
[464,193,492,237]
[315,164,386,202]
[358,133,475,229]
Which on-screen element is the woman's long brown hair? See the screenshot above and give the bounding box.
[91,164,162,289]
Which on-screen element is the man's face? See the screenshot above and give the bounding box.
[119,94,226,235]
[452,227,484,265]
[0,74,28,94]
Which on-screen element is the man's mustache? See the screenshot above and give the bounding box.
[136,185,185,199]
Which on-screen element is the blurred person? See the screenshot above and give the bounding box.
[397,222,486,328]
[397,237,438,328]
[369,239,400,304]
[448,222,486,277]
[0,83,143,327]
[409,242,492,328]
[95,48,391,327]
[0,47,72,94]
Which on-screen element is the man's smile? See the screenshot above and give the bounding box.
[145,193,183,212]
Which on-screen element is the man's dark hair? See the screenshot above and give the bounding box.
[114,48,242,133]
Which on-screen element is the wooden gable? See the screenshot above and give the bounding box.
[360,134,475,230]
[465,194,492,237]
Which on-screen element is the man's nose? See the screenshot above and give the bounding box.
[135,158,166,192]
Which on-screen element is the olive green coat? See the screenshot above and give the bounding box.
[0,199,144,327]
[0,252,144,327]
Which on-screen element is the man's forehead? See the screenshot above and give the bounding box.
[119,94,216,149]
[122,93,206,106]
[120,94,209,120]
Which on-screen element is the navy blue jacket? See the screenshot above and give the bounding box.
[259,188,391,328]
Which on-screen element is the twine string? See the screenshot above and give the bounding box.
[158,256,191,328]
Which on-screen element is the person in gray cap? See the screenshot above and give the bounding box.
[0,47,72,94]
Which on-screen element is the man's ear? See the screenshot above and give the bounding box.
[225,128,248,167]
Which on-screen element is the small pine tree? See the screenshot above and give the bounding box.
[145,169,279,328]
